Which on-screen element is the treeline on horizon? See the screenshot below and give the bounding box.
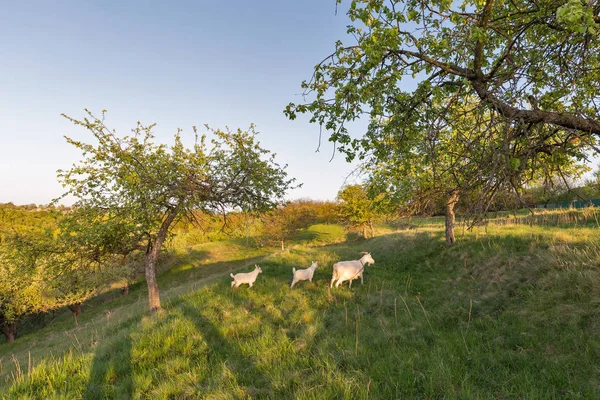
[4,168,600,220]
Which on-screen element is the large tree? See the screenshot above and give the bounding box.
[59,111,294,312]
[286,0,599,241]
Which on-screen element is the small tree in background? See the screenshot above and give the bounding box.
[315,201,339,225]
[59,110,295,313]
[337,185,379,239]
[261,201,315,250]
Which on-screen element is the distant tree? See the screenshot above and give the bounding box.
[59,110,294,313]
[586,167,600,199]
[0,231,53,343]
[261,201,315,250]
[313,200,340,225]
[337,185,379,239]
[523,163,591,205]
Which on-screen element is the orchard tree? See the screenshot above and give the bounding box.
[337,184,379,238]
[366,99,588,244]
[59,110,295,313]
[286,0,600,242]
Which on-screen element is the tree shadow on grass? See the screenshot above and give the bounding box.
[178,300,274,398]
[83,332,134,400]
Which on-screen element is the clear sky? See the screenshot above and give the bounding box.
[0,0,366,206]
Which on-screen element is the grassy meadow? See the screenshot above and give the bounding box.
[2,212,600,398]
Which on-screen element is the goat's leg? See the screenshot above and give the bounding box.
[330,276,336,288]
[360,272,364,285]
[290,279,297,289]
[249,282,253,288]
[349,279,353,289]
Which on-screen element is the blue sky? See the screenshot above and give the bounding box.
[0,0,366,205]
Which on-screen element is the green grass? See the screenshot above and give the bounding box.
[292,223,346,246]
[2,220,600,398]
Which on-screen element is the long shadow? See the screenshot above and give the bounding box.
[83,332,134,400]
[178,300,274,397]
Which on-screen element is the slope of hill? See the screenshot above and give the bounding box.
[2,219,600,398]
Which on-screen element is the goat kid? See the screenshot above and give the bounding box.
[290,261,318,289]
[330,252,375,289]
[230,265,263,288]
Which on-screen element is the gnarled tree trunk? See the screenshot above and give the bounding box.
[362,224,367,239]
[369,220,375,238]
[445,189,460,246]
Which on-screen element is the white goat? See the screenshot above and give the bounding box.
[230,265,263,288]
[290,261,318,289]
[330,252,375,289]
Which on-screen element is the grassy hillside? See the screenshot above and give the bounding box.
[2,218,600,398]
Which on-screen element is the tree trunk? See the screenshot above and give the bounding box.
[121,284,130,296]
[68,303,83,326]
[369,220,375,238]
[445,189,460,246]
[362,225,367,239]
[145,251,162,313]
[144,209,179,313]
[2,321,18,343]
[68,303,82,317]
[281,240,285,251]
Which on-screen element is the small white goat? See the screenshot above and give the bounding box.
[330,252,375,289]
[290,261,318,289]
[230,265,263,288]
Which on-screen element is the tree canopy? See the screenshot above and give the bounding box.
[287,0,600,145]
